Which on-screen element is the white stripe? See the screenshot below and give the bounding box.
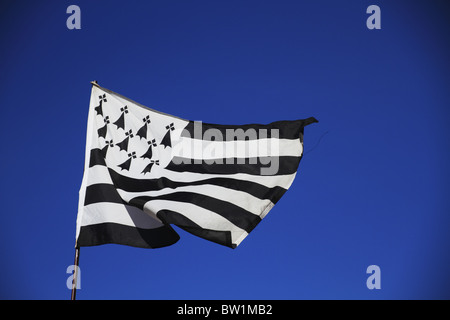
[87,164,297,190]
[80,202,165,229]
[116,184,273,216]
[86,162,297,191]
[143,200,247,246]
[172,136,302,159]
[86,165,113,186]
[159,168,297,189]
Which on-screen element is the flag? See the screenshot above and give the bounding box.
[75,83,318,249]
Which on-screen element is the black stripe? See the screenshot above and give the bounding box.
[107,168,287,203]
[84,183,124,206]
[80,187,252,249]
[165,156,301,175]
[129,192,262,233]
[83,185,263,233]
[76,223,180,249]
[181,118,318,141]
[156,210,235,248]
[89,148,106,167]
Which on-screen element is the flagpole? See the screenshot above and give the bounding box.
[91,80,100,87]
[70,80,96,300]
[71,247,81,300]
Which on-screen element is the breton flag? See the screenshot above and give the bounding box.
[75,83,318,249]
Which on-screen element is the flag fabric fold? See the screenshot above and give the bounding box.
[75,84,317,249]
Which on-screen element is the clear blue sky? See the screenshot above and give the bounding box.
[1,0,449,299]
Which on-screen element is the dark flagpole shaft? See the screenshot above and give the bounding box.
[71,247,81,300]
[70,81,97,300]
[71,80,95,300]
[70,80,96,300]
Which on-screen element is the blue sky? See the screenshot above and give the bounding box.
[1,0,449,299]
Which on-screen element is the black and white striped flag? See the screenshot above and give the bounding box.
[75,83,318,249]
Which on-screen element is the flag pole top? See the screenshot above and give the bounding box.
[91,80,100,87]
